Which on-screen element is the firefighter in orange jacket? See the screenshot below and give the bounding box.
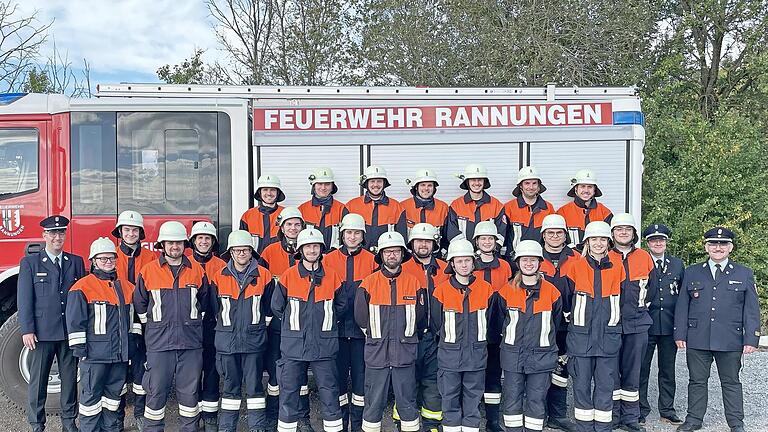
[608,214,654,432]
[402,223,448,431]
[431,238,495,432]
[402,168,449,243]
[556,169,613,249]
[495,240,563,432]
[66,238,137,432]
[355,231,427,432]
[271,228,346,432]
[260,206,309,427]
[190,221,227,431]
[472,220,512,432]
[208,230,274,432]
[133,221,210,432]
[539,214,579,431]
[446,163,507,245]
[240,174,286,253]
[565,222,625,432]
[299,167,348,249]
[112,210,156,430]
[325,213,378,432]
[503,166,555,258]
[346,165,407,242]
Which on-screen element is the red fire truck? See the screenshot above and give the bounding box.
[0,84,644,410]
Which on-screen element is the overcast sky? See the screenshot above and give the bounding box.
[19,0,222,86]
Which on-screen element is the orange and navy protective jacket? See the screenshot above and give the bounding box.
[431,275,494,372]
[494,278,562,373]
[503,195,555,256]
[240,204,284,253]
[346,193,408,244]
[609,247,655,334]
[474,256,513,345]
[402,195,449,237]
[194,251,227,278]
[208,259,274,354]
[556,198,613,248]
[564,254,625,357]
[298,196,348,249]
[541,246,583,330]
[403,256,449,332]
[355,267,427,368]
[271,262,346,361]
[134,255,209,352]
[116,243,157,285]
[260,240,298,333]
[324,246,378,339]
[446,192,507,247]
[66,270,137,362]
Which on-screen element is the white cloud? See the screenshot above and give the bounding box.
[18,0,222,77]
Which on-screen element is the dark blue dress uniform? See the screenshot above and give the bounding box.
[208,259,273,432]
[673,227,760,431]
[66,270,136,432]
[355,266,427,432]
[431,275,495,432]
[271,261,346,432]
[17,215,85,432]
[608,246,654,428]
[638,224,684,422]
[565,253,625,432]
[133,255,210,432]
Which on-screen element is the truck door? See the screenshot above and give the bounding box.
[0,119,49,271]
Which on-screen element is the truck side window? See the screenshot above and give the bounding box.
[117,112,218,218]
[71,112,117,214]
[0,128,39,199]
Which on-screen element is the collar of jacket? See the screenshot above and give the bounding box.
[298,260,326,279]
[587,254,612,270]
[223,257,261,279]
[573,196,598,209]
[340,245,363,257]
[475,256,500,270]
[516,194,548,212]
[194,250,214,264]
[463,191,490,205]
[92,268,117,281]
[414,256,440,275]
[449,273,477,292]
[521,279,542,300]
[159,254,193,269]
[612,245,637,259]
[380,265,402,278]
[412,194,435,210]
[550,246,576,262]
[364,192,389,205]
[258,203,279,214]
[280,238,298,254]
[312,194,334,207]
[119,241,142,257]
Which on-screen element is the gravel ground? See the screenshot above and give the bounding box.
[1,350,766,431]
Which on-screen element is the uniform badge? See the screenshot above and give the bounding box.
[755,331,761,337]
[692,292,700,298]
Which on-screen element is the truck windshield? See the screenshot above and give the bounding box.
[0,128,38,198]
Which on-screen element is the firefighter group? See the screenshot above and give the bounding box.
[18,164,759,432]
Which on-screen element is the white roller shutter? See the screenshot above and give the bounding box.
[259,145,362,207]
[529,140,627,213]
[369,143,521,203]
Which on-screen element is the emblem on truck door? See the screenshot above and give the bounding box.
[0,204,24,237]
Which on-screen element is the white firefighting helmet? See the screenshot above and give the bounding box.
[472,220,504,243]
[408,223,439,244]
[154,221,189,249]
[227,230,255,251]
[568,169,603,198]
[276,206,305,227]
[308,167,338,195]
[512,166,546,197]
[89,237,117,260]
[513,240,544,260]
[611,212,638,243]
[446,238,476,261]
[360,165,390,188]
[111,210,146,240]
[583,221,612,241]
[540,214,567,233]
[190,221,217,241]
[374,231,411,264]
[457,164,491,190]
[340,213,367,233]
[405,168,440,194]
[296,228,325,251]
[255,174,286,202]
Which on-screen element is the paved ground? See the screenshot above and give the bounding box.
[2,350,767,431]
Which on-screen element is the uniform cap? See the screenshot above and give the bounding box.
[255,174,286,202]
[704,226,734,243]
[112,210,145,239]
[40,215,69,231]
[512,166,546,197]
[642,223,671,240]
[89,237,117,259]
[567,169,603,197]
[456,164,491,190]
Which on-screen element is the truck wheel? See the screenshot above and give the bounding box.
[0,312,63,413]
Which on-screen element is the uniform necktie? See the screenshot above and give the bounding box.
[715,263,723,279]
[53,257,62,285]
[656,259,663,270]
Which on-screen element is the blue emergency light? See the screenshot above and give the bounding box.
[0,93,27,105]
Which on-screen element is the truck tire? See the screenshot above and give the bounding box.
[0,312,63,413]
